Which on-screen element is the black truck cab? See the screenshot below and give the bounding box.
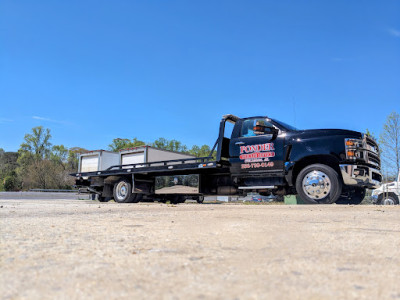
[219,114,381,204]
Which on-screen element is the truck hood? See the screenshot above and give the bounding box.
[292,129,362,139]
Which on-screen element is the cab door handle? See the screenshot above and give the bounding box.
[235,142,245,145]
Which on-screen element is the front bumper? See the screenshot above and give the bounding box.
[340,164,381,189]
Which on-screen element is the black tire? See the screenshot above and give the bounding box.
[296,164,342,204]
[196,196,204,204]
[158,196,167,203]
[113,178,142,203]
[336,188,366,205]
[378,194,399,205]
[98,196,111,202]
[170,195,185,204]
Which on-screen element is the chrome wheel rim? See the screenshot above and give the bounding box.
[116,181,128,201]
[302,170,331,200]
[382,198,395,205]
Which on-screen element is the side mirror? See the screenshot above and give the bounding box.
[264,126,279,135]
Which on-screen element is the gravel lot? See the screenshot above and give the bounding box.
[1,198,399,300]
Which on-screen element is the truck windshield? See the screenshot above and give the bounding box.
[272,119,298,131]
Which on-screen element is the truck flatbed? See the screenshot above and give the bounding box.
[74,156,230,178]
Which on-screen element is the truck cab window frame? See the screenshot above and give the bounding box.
[240,118,278,138]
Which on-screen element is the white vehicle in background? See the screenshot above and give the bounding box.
[372,172,400,205]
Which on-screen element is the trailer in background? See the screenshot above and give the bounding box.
[78,150,120,173]
[119,146,195,168]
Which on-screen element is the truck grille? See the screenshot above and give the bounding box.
[363,136,380,169]
[367,152,380,167]
[365,137,379,153]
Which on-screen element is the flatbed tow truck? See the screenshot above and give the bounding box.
[73,114,382,204]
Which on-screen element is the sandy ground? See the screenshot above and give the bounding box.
[1,199,399,300]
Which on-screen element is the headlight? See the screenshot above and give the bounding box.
[345,138,362,160]
[345,139,357,147]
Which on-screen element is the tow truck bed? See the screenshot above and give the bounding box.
[73,156,230,179]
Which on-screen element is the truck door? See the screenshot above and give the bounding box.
[229,118,285,175]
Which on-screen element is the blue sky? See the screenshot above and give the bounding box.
[1,0,399,152]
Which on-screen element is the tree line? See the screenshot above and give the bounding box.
[108,137,213,158]
[0,111,399,191]
[0,128,214,191]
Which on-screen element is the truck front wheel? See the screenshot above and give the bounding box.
[113,179,141,203]
[296,164,342,204]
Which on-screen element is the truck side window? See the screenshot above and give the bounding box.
[241,119,274,137]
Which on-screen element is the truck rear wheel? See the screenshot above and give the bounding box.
[296,164,342,204]
[113,179,141,203]
[170,195,186,204]
[197,196,204,204]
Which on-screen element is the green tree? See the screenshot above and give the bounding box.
[23,160,56,189]
[108,138,145,152]
[17,126,52,189]
[379,111,400,177]
[50,145,69,169]
[67,147,87,171]
[20,126,52,160]
[0,151,19,179]
[3,175,17,191]
[0,150,20,191]
[0,151,20,191]
[152,138,188,153]
[0,149,3,191]
[16,127,80,190]
[365,128,377,140]
[189,145,213,157]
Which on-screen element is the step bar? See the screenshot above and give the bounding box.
[238,186,276,190]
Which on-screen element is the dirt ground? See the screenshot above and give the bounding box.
[1,199,399,300]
